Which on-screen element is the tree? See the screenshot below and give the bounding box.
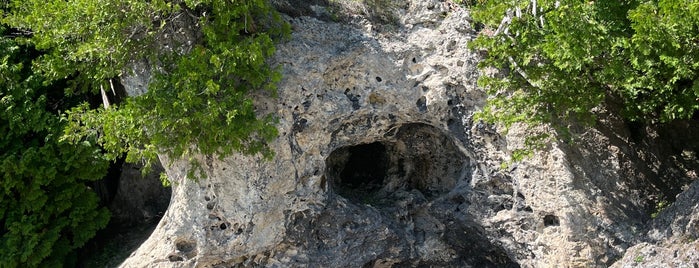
[469,0,699,144]
[1,0,288,266]
[0,25,110,267]
[5,0,289,175]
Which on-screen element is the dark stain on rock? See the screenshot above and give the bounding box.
[344,88,361,110]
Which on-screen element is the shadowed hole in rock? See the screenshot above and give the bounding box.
[168,254,184,262]
[327,142,388,203]
[543,214,560,227]
[175,239,195,253]
[416,96,427,112]
[326,123,469,206]
[340,142,388,190]
[173,238,197,260]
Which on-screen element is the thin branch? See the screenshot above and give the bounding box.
[3,29,34,38]
[509,55,539,89]
[100,84,111,109]
[109,78,116,95]
[532,0,537,17]
[494,9,513,36]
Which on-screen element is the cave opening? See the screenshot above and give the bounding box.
[328,142,390,203]
[326,123,470,206]
[339,142,388,190]
[320,122,521,267]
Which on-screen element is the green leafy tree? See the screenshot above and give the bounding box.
[470,0,699,143]
[5,0,289,176]
[1,0,288,266]
[0,25,110,267]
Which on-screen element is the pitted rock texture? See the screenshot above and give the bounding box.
[120,1,699,267]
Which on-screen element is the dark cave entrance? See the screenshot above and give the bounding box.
[326,123,470,206]
[328,142,390,203]
[318,122,521,267]
[339,142,388,190]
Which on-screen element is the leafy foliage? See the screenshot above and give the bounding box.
[1,0,288,266]
[470,0,699,133]
[6,0,176,91]
[5,0,289,177]
[0,26,110,267]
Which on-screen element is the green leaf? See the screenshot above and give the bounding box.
[471,0,699,161]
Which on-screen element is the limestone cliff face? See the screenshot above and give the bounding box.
[120,1,699,267]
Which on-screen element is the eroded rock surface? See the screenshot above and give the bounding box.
[611,177,699,268]
[120,1,699,267]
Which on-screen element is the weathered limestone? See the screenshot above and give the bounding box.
[120,1,699,267]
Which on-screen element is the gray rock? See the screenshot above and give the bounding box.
[119,1,699,267]
[611,179,699,268]
[109,162,171,226]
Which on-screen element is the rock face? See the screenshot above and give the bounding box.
[120,1,699,267]
[109,163,171,226]
[611,177,699,267]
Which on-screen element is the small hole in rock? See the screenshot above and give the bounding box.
[375,76,382,82]
[168,254,184,262]
[175,239,196,253]
[220,223,227,230]
[543,215,560,227]
[416,96,427,112]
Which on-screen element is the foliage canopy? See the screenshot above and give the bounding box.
[2,0,287,266]
[6,0,288,175]
[0,25,110,267]
[470,0,699,136]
